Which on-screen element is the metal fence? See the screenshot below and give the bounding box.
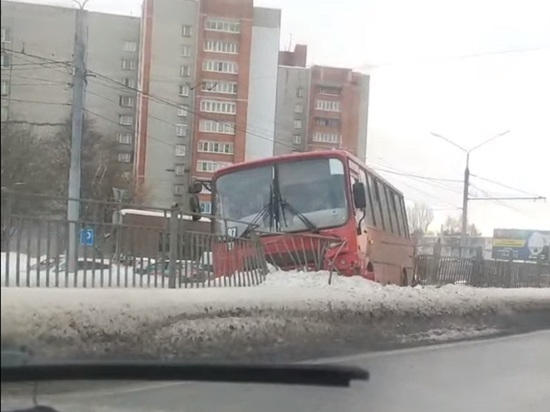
[1,191,268,288]
[414,254,550,288]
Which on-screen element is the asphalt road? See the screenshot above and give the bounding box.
[2,330,550,412]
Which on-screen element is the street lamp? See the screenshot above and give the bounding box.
[429,130,511,250]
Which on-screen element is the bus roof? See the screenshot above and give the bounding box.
[213,150,405,197]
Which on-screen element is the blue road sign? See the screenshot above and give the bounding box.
[80,229,95,246]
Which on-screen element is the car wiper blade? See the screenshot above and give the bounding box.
[1,362,369,388]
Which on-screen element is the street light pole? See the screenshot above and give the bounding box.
[461,153,470,242]
[430,130,510,254]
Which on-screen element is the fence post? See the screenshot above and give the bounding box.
[506,254,514,288]
[472,246,483,286]
[168,204,179,289]
[430,238,442,284]
[536,254,542,288]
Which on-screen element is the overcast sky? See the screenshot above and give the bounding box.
[14,0,550,235]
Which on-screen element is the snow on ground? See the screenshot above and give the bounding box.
[2,269,549,319]
[2,268,549,359]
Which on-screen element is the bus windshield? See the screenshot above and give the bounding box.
[214,157,349,236]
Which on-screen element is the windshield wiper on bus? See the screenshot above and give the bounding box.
[273,165,318,233]
[280,198,319,233]
[239,183,276,239]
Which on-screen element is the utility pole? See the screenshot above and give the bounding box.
[430,130,510,256]
[67,4,88,273]
[461,153,470,244]
[430,130,546,255]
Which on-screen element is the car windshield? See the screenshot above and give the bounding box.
[214,157,348,236]
[1,0,549,411]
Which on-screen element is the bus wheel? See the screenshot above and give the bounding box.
[401,269,408,286]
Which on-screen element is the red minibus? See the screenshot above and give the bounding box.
[209,150,414,285]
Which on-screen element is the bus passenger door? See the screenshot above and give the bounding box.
[348,161,369,273]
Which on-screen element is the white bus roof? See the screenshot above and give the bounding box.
[120,209,211,223]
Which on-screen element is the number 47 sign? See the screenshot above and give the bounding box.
[227,227,237,250]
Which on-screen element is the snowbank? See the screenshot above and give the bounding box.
[2,271,550,362]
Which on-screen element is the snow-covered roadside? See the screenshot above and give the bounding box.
[2,270,550,362]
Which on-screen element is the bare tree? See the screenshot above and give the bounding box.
[407,203,434,238]
[440,215,481,236]
[39,117,136,221]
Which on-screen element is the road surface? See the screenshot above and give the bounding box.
[2,330,550,412]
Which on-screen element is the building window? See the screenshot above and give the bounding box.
[202,80,238,95]
[1,28,10,43]
[119,95,135,107]
[176,124,188,137]
[197,160,232,173]
[205,19,240,34]
[200,99,237,115]
[315,117,341,127]
[174,164,186,176]
[117,132,132,144]
[180,65,191,77]
[198,140,234,155]
[182,25,193,37]
[202,60,238,74]
[318,86,341,96]
[181,45,192,57]
[121,59,137,70]
[119,115,134,126]
[122,78,136,89]
[296,87,305,98]
[199,120,235,134]
[123,41,137,52]
[0,81,8,96]
[293,120,303,130]
[292,135,302,145]
[177,105,188,117]
[315,100,341,112]
[204,40,238,54]
[118,153,132,163]
[294,103,303,113]
[175,144,186,157]
[178,84,190,96]
[1,53,10,69]
[200,201,212,214]
[173,184,185,196]
[313,132,340,144]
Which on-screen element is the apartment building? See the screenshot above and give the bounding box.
[0,2,141,168]
[136,0,281,211]
[275,45,370,162]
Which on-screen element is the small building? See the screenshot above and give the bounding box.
[118,209,211,258]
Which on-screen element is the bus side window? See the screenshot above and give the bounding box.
[389,189,403,236]
[379,184,395,234]
[399,195,410,238]
[370,176,386,230]
[361,169,376,227]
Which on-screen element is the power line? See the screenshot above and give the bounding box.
[372,166,462,183]
[87,69,302,152]
[7,48,315,153]
[5,49,72,69]
[0,97,70,106]
[390,176,462,210]
[470,173,542,198]
[83,108,177,150]
[359,45,550,70]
